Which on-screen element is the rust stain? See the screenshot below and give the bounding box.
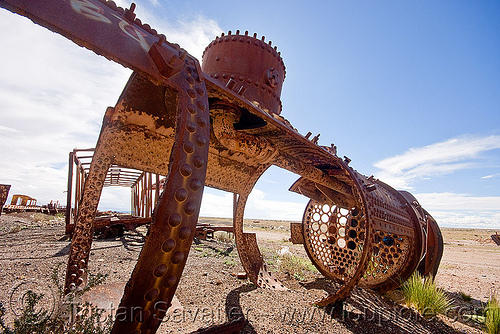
[0,1,444,332]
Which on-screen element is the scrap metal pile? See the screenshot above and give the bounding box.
[0,185,64,215]
[0,1,443,333]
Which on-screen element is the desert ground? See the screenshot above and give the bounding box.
[0,212,498,333]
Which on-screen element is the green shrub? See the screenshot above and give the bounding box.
[0,267,112,334]
[214,232,234,244]
[401,272,451,317]
[278,253,317,281]
[65,303,112,334]
[486,296,500,334]
[1,290,50,334]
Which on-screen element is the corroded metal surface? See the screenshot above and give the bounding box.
[1,1,444,332]
[418,211,444,277]
[297,164,372,306]
[195,224,234,240]
[0,184,10,216]
[290,222,305,244]
[64,135,114,293]
[2,193,41,213]
[202,30,285,115]
[356,181,424,293]
[9,194,37,206]
[232,164,287,291]
[111,59,210,333]
[492,233,500,246]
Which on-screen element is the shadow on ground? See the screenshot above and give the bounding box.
[301,278,480,334]
[225,283,258,334]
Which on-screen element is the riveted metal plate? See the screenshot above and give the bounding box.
[290,222,304,244]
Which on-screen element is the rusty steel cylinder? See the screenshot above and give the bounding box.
[299,168,442,304]
[202,31,286,115]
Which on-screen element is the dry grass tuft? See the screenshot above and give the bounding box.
[278,253,317,281]
[486,296,500,334]
[214,231,234,244]
[401,272,452,317]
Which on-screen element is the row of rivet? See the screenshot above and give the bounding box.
[66,151,113,292]
[98,0,160,36]
[210,73,281,103]
[202,32,285,73]
[137,62,209,331]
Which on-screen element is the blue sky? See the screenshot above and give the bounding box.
[0,1,499,228]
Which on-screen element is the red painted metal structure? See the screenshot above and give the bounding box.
[0,1,444,333]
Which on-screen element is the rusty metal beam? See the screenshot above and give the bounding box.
[0,2,444,333]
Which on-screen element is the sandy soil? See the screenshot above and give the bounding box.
[0,212,498,333]
[436,228,500,302]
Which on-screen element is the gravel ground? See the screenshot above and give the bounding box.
[0,212,494,333]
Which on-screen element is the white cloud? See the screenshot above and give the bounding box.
[0,11,130,205]
[0,125,19,133]
[162,16,222,60]
[415,192,500,229]
[111,0,222,60]
[426,211,500,229]
[481,173,500,180]
[0,7,222,207]
[416,192,500,212]
[374,135,500,189]
[199,191,234,218]
[199,188,306,222]
[373,136,500,228]
[246,189,306,221]
[98,187,133,212]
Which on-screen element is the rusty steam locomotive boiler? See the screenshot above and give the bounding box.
[0,1,443,333]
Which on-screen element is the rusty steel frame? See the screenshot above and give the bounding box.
[0,1,444,333]
[65,148,165,234]
[66,148,235,240]
[131,172,163,218]
[9,194,37,206]
[2,193,41,213]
